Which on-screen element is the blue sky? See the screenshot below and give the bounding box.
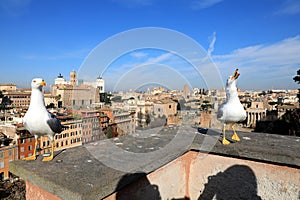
[0,0,300,91]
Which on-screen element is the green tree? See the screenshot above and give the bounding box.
[106,126,113,138]
[293,69,300,83]
[293,69,300,103]
[145,111,151,126]
[200,100,212,111]
[55,94,61,101]
[0,96,13,111]
[268,101,277,106]
[100,93,112,105]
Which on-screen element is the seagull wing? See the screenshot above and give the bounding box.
[217,104,225,119]
[47,114,63,133]
[217,109,223,119]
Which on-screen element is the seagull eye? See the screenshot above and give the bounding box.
[33,80,36,83]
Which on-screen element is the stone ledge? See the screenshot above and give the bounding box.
[192,129,300,168]
[9,126,300,199]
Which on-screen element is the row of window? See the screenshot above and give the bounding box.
[63,124,82,130]
[55,131,81,140]
[18,137,81,155]
[10,99,30,103]
[0,150,18,161]
[7,95,30,98]
[72,100,93,105]
[55,137,81,148]
[83,118,99,123]
[31,137,82,150]
[20,146,32,152]
[71,124,82,129]
[42,141,50,147]
[82,130,92,136]
[19,137,34,144]
[82,123,99,130]
[82,135,98,143]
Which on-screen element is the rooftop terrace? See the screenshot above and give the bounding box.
[9,126,300,199]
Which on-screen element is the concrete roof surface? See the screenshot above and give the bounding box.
[9,126,300,199]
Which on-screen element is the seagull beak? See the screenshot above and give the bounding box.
[40,81,46,86]
[231,69,240,80]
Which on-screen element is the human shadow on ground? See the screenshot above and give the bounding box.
[198,165,262,200]
[115,172,191,200]
[115,172,161,200]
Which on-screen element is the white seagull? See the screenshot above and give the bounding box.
[23,78,63,161]
[217,69,246,145]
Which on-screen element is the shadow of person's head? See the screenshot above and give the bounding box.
[116,172,161,200]
[199,165,261,200]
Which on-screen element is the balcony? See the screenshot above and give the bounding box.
[9,127,300,199]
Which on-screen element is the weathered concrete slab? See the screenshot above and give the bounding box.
[9,126,300,199]
[192,129,300,167]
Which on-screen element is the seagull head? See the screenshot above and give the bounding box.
[226,69,240,87]
[31,78,46,91]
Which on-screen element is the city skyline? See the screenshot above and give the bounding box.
[0,0,300,91]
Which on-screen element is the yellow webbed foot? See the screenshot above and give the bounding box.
[232,132,240,141]
[42,154,53,162]
[222,138,230,145]
[22,155,36,161]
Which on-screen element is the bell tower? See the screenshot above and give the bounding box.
[70,70,77,86]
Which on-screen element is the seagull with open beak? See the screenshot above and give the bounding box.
[217,69,247,145]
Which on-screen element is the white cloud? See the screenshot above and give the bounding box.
[104,35,300,91]
[213,35,300,90]
[0,0,31,16]
[207,32,216,57]
[144,52,173,64]
[174,37,299,90]
[276,0,300,15]
[112,63,189,91]
[109,0,154,7]
[191,0,223,10]
[107,52,174,75]
[215,36,300,66]
[130,52,148,58]
[104,52,192,91]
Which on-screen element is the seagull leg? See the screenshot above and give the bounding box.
[222,124,230,145]
[231,123,240,141]
[23,136,37,161]
[42,139,54,162]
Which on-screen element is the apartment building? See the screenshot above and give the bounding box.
[153,99,178,118]
[81,110,103,144]
[16,127,35,160]
[114,111,136,135]
[99,111,109,131]
[1,88,56,110]
[100,108,134,136]
[0,84,17,92]
[40,117,82,154]
[2,89,31,109]
[0,133,18,180]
